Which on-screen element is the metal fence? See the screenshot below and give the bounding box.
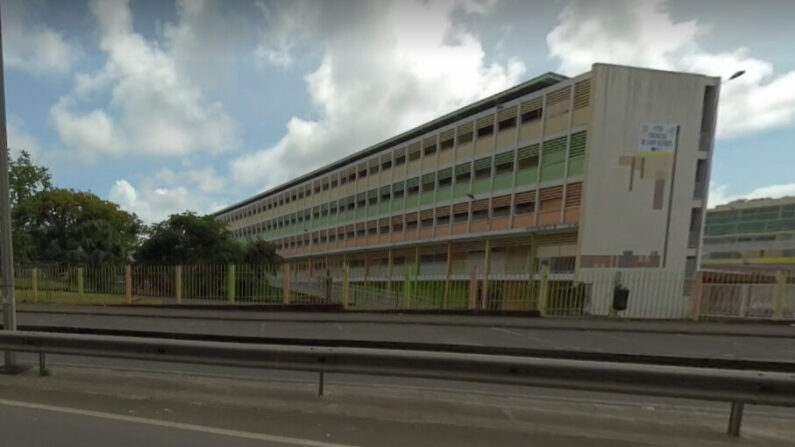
[10,263,794,320]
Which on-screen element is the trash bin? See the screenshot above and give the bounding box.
[612,286,629,311]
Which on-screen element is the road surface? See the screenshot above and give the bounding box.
[9,308,795,362]
[1,364,792,446]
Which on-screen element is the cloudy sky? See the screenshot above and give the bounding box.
[3,0,795,222]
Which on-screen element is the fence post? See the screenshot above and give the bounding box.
[403,263,411,309]
[773,271,786,320]
[175,265,183,305]
[342,261,349,308]
[77,267,84,296]
[482,238,492,310]
[283,263,290,304]
[227,264,236,304]
[125,266,132,304]
[386,248,393,293]
[443,242,452,309]
[537,263,549,316]
[468,265,478,310]
[31,268,38,304]
[690,271,705,320]
[739,284,749,318]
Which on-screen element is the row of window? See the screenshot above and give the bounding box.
[230,131,586,240]
[220,80,591,224]
[233,200,539,248]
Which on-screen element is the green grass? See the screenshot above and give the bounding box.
[16,290,163,306]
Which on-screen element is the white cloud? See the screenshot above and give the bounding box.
[709,182,795,208]
[7,122,40,160]
[109,166,228,223]
[546,0,795,140]
[1,0,79,76]
[233,0,525,188]
[51,0,237,159]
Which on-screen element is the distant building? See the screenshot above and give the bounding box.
[702,197,795,271]
[214,63,720,317]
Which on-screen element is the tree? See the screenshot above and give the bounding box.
[136,213,282,265]
[9,150,51,207]
[241,239,281,265]
[13,188,143,265]
[136,212,243,265]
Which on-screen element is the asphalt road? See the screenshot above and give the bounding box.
[11,309,795,362]
[1,364,792,447]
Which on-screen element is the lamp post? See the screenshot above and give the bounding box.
[0,5,18,370]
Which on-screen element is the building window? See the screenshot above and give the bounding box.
[472,209,488,220]
[437,215,450,225]
[515,202,535,214]
[439,176,452,188]
[348,173,356,182]
[521,108,542,123]
[421,218,434,228]
[408,150,421,162]
[340,176,347,185]
[454,211,468,223]
[392,222,403,232]
[395,155,406,166]
[474,162,491,179]
[370,165,379,175]
[458,131,473,144]
[498,116,516,131]
[495,158,513,175]
[406,220,418,230]
[493,205,510,217]
[424,144,437,156]
[358,168,367,178]
[382,160,392,170]
[477,124,494,139]
[440,138,454,150]
[379,224,390,234]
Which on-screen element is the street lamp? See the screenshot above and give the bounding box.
[0,6,18,371]
[727,70,745,81]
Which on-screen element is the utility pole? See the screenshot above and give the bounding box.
[0,4,18,369]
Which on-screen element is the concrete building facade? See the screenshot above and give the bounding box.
[702,197,795,271]
[215,63,720,316]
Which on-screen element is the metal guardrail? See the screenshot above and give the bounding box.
[1,331,793,437]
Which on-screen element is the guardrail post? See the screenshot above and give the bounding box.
[77,267,84,296]
[227,264,236,304]
[690,270,705,320]
[283,263,290,304]
[537,263,549,316]
[175,265,183,305]
[342,261,349,308]
[31,267,38,304]
[727,402,744,436]
[773,271,786,320]
[468,265,478,310]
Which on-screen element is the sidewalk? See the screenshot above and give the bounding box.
[13,304,795,338]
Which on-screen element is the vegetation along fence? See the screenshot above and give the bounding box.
[10,264,794,320]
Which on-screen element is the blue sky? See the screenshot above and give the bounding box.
[3,0,795,222]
